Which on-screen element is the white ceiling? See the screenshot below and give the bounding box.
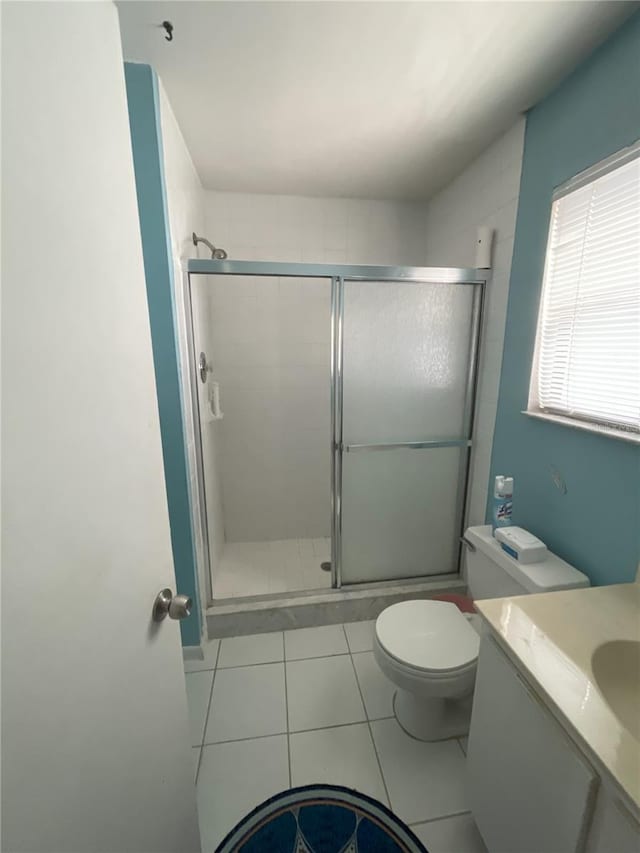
[118,1,635,201]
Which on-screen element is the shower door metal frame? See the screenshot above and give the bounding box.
[332,275,485,588]
[186,259,487,605]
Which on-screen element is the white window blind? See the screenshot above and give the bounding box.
[528,143,640,438]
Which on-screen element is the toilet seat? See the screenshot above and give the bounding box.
[375,600,480,675]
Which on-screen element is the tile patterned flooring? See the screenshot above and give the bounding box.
[213,537,332,599]
[185,620,487,853]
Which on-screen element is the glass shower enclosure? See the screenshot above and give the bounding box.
[185,260,486,604]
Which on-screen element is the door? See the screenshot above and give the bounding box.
[2,5,200,852]
[336,278,481,584]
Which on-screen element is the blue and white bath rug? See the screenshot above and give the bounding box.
[215,784,428,852]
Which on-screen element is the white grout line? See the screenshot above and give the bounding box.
[282,633,292,787]
[408,809,473,828]
[184,664,216,674]
[291,717,394,735]
[344,624,393,810]
[201,731,289,748]
[192,747,201,787]
[217,656,288,670]
[204,649,353,670]
[196,639,223,785]
[199,635,361,669]
[285,650,351,663]
[201,717,396,749]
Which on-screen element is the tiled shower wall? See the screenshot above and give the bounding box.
[205,191,428,266]
[202,191,429,543]
[424,118,526,525]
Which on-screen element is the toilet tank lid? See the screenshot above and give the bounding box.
[465,525,590,593]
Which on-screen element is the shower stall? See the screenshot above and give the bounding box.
[184,260,486,606]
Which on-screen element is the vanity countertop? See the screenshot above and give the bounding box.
[475,583,640,814]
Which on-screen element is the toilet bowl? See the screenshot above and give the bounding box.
[374,599,480,741]
[374,524,591,741]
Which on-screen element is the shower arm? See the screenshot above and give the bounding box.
[192,232,227,260]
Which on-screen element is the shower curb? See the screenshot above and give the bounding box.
[206,575,466,638]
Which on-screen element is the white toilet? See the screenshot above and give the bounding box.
[374,524,590,741]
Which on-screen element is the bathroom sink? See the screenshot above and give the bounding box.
[591,640,640,741]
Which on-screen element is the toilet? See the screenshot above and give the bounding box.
[374,524,590,741]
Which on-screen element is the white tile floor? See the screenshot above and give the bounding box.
[213,537,332,599]
[185,620,487,853]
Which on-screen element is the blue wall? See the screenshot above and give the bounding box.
[124,63,201,644]
[488,14,640,586]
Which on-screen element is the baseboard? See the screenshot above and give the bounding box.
[182,644,204,662]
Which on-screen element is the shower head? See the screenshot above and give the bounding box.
[192,232,228,260]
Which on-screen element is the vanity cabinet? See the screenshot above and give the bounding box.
[467,635,597,853]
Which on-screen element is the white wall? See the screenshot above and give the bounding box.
[158,83,224,617]
[205,190,428,265]
[1,3,199,850]
[424,119,526,525]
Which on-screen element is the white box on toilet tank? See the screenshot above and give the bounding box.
[494,526,548,564]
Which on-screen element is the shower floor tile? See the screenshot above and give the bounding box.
[214,537,331,599]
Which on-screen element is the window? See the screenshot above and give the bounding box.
[527,141,640,441]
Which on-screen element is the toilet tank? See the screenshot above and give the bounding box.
[464,525,590,599]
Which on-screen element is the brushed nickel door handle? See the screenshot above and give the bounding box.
[152,589,193,622]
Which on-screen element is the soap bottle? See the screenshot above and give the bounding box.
[492,475,513,533]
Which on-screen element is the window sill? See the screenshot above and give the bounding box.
[522,410,640,445]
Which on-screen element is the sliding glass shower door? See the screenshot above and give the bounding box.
[335,278,482,585]
[186,259,485,601]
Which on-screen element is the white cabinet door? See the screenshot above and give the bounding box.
[2,4,200,852]
[467,636,597,853]
[586,790,640,853]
